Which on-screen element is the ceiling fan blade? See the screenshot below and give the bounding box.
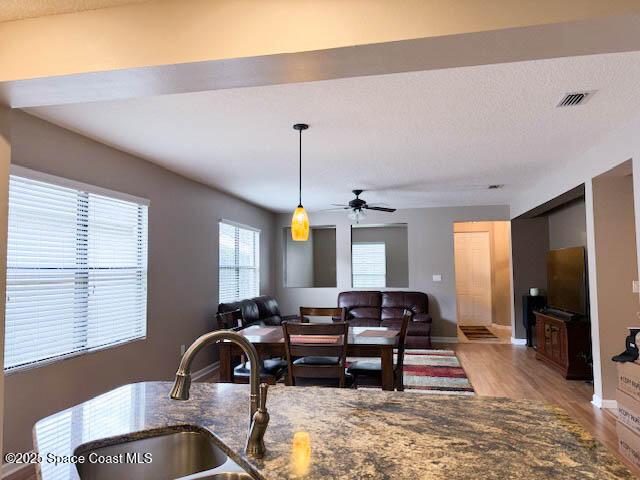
[330,203,349,207]
[364,206,396,212]
[317,207,350,212]
[366,203,391,208]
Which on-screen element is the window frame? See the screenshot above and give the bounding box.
[351,241,387,289]
[4,165,149,374]
[218,220,261,304]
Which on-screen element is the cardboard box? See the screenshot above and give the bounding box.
[618,388,640,437]
[618,421,640,470]
[618,362,640,402]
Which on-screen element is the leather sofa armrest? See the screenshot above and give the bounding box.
[413,313,432,323]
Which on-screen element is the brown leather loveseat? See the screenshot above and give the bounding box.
[338,291,432,348]
[218,295,295,327]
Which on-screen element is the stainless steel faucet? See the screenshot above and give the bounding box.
[170,330,270,458]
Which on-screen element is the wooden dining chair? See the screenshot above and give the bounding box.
[347,309,411,391]
[299,307,347,323]
[282,321,351,387]
[217,310,287,385]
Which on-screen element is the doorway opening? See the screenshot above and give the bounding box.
[453,221,512,343]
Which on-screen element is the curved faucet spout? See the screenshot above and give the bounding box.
[169,330,268,457]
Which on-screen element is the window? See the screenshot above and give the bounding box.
[4,167,148,372]
[219,221,260,303]
[352,242,386,288]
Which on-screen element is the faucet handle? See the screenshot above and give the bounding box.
[258,383,268,411]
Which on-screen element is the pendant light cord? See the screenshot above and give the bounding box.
[298,127,303,207]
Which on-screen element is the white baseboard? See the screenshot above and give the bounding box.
[192,361,220,381]
[511,337,527,346]
[592,394,618,409]
[432,336,459,344]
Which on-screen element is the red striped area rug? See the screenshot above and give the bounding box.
[402,349,475,395]
[349,349,475,395]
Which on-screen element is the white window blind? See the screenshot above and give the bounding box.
[219,221,260,303]
[352,242,387,288]
[5,171,148,372]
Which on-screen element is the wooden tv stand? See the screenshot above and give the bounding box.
[534,311,592,380]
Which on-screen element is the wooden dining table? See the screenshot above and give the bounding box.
[218,325,399,390]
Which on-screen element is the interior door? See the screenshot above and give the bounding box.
[454,231,492,326]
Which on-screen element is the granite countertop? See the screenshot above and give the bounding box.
[33,381,633,480]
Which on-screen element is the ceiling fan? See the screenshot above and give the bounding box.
[328,189,397,223]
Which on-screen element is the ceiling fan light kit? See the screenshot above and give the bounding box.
[333,189,397,223]
[291,123,310,241]
[348,208,367,223]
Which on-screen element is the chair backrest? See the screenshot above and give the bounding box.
[282,321,349,387]
[395,309,412,375]
[299,307,346,323]
[216,309,243,330]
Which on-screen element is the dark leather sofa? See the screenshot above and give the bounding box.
[338,291,432,349]
[218,295,294,327]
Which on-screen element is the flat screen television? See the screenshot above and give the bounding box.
[547,246,587,315]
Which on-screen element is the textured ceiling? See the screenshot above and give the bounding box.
[25,51,640,212]
[0,0,149,22]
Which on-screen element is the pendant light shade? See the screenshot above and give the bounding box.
[291,206,309,241]
[291,123,309,241]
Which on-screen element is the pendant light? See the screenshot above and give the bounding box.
[291,123,310,241]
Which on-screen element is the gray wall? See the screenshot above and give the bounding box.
[284,227,337,287]
[548,198,587,250]
[511,217,550,338]
[312,228,337,287]
[5,111,276,453]
[351,225,408,288]
[284,228,314,287]
[275,205,510,339]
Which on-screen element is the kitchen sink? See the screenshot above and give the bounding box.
[75,427,254,480]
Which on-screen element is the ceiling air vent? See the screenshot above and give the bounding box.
[557,91,595,107]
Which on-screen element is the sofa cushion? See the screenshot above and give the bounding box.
[338,291,382,308]
[253,295,282,319]
[413,313,432,323]
[218,299,260,324]
[381,292,428,320]
[349,307,382,320]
